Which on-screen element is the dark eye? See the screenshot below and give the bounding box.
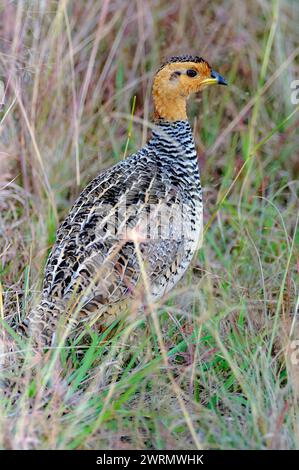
[186,69,197,77]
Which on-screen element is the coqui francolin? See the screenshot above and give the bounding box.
[28,55,227,346]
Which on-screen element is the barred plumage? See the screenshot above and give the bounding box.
[28,56,227,345]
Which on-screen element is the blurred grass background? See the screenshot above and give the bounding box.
[0,0,298,450]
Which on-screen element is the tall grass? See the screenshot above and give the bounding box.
[0,0,298,449]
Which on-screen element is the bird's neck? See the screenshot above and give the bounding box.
[153,100,187,122]
[148,120,198,166]
[150,119,193,146]
[153,91,187,121]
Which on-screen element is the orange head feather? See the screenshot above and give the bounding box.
[153,55,227,121]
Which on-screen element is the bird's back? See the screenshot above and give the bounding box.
[29,121,203,344]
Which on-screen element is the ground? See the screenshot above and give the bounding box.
[0,0,298,450]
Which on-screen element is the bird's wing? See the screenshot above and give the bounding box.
[42,153,189,315]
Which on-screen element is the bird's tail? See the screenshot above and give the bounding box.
[28,298,69,347]
[0,299,66,399]
[0,312,31,396]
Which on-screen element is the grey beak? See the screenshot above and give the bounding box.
[211,70,227,86]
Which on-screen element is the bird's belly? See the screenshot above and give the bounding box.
[150,204,203,300]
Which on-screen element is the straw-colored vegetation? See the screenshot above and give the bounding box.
[0,0,298,449]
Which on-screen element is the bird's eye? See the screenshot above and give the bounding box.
[186,69,197,77]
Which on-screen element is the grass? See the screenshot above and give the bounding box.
[0,0,298,450]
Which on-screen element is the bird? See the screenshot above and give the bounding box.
[28,55,227,346]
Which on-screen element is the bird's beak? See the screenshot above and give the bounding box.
[201,70,228,87]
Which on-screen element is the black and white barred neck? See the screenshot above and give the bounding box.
[149,121,198,163]
[143,120,202,198]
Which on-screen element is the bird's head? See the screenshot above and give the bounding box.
[153,55,227,121]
